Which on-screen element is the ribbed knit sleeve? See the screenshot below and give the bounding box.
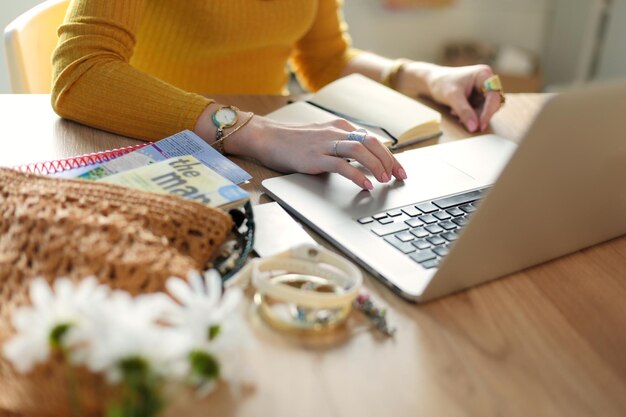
[51,0,212,141]
[290,0,361,92]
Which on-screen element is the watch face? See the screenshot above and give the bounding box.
[214,107,238,127]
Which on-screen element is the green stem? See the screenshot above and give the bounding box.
[50,323,82,417]
[108,357,164,417]
[61,349,83,417]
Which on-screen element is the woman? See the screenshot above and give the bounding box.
[52,0,502,190]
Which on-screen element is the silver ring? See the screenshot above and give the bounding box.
[346,128,367,143]
[333,140,340,157]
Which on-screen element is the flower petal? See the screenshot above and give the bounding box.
[188,271,206,295]
[53,278,74,303]
[167,277,192,305]
[29,278,52,309]
[203,270,223,307]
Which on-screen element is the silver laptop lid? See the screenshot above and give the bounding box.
[421,80,626,301]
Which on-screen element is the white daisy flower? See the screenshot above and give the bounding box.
[166,270,251,395]
[4,271,251,400]
[166,269,241,326]
[82,290,188,383]
[2,277,109,373]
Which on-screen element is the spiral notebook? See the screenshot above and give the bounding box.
[14,130,252,185]
[15,143,151,176]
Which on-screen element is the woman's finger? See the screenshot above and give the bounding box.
[318,155,373,190]
[325,121,399,177]
[479,91,502,131]
[471,66,500,131]
[449,91,479,132]
[332,139,388,183]
[359,134,406,180]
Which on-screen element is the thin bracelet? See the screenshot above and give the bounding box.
[212,112,255,154]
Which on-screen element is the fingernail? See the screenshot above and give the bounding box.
[363,179,373,190]
[398,167,407,180]
[467,119,478,133]
[381,172,389,183]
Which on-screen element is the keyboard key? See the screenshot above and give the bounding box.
[421,259,440,269]
[426,235,446,246]
[433,246,450,257]
[359,190,489,269]
[410,249,437,263]
[411,239,431,250]
[405,218,423,228]
[416,202,438,213]
[442,231,459,241]
[459,204,476,213]
[410,227,429,238]
[439,220,457,230]
[425,224,444,234]
[433,189,484,209]
[418,214,438,224]
[384,236,416,254]
[371,222,409,237]
[433,211,451,220]
[394,231,415,242]
[401,206,421,217]
[446,207,464,217]
[452,217,468,226]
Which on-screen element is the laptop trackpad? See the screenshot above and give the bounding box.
[345,135,516,218]
[434,134,517,183]
[332,152,472,218]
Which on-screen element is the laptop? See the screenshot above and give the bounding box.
[262,81,626,302]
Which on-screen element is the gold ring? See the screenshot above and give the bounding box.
[481,74,506,105]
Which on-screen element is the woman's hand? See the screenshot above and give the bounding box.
[224,116,407,190]
[398,63,503,133]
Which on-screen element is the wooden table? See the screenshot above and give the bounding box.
[1,94,625,417]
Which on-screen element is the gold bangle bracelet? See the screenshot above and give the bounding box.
[212,112,255,154]
[381,58,410,90]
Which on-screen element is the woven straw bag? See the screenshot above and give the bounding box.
[0,167,233,416]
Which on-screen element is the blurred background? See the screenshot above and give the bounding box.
[344,0,626,92]
[1,0,625,94]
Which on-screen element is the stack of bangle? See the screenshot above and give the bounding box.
[381,58,411,90]
[237,244,363,333]
[212,111,255,154]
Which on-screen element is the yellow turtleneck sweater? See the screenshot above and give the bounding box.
[51,0,359,141]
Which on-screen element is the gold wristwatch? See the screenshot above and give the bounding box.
[211,105,239,141]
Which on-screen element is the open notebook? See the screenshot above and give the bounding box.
[267,73,442,149]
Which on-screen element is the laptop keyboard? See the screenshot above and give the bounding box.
[357,188,488,269]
